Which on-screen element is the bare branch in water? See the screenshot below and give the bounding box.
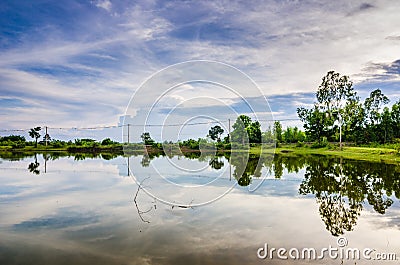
[171,199,195,210]
[133,177,152,223]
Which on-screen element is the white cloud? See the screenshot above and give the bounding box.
[93,0,112,12]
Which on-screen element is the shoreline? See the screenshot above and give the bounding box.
[0,144,399,164]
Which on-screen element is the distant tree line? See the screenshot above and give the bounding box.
[0,126,120,150]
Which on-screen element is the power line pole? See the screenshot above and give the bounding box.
[228,118,231,181]
[228,119,231,140]
[339,113,342,150]
[45,126,48,146]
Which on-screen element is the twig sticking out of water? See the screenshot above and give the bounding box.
[133,177,152,223]
[171,199,195,210]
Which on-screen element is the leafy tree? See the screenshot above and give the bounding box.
[0,135,26,143]
[273,121,282,143]
[140,132,155,145]
[247,121,262,143]
[298,71,358,145]
[316,71,356,114]
[231,115,263,144]
[231,116,249,145]
[391,100,400,139]
[342,99,365,143]
[101,138,117,145]
[364,89,389,126]
[381,107,393,143]
[0,135,26,148]
[29,127,41,148]
[208,125,224,142]
[297,106,328,143]
[180,138,200,150]
[262,126,275,143]
[282,126,306,143]
[363,89,390,143]
[238,114,252,128]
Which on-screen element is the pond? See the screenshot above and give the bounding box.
[0,152,399,264]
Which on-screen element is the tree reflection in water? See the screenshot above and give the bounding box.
[27,154,40,175]
[227,153,399,236]
[228,152,266,186]
[299,156,399,236]
[12,151,400,236]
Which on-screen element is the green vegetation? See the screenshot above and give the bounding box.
[246,144,400,164]
[29,127,41,148]
[297,71,400,145]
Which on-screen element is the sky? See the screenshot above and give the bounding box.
[1,0,400,141]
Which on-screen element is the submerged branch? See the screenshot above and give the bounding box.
[133,177,152,223]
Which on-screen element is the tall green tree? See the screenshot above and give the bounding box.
[262,126,275,143]
[364,89,389,126]
[273,121,282,143]
[391,100,400,139]
[297,106,328,143]
[247,121,262,143]
[342,98,365,143]
[140,132,155,145]
[364,89,390,142]
[231,116,248,145]
[29,127,41,148]
[230,115,262,144]
[298,71,358,144]
[208,125,224,142]
[316,71,356,114]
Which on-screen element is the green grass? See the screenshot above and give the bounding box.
[1,142,400,164]
[248,144,400,164]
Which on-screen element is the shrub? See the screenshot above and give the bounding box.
[101,138,118,145]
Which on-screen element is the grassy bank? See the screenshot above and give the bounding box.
[250,144,400,164]
[1,143,400,164]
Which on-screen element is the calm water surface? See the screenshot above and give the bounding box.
[0,152,399,264]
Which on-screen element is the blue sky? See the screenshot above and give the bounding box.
[1,0,400,141]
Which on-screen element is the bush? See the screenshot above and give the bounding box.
[0,135,26,143]
[101,138,117,145]
[51,140,66,148]
[311,137,330,148]
[394,143,400,154]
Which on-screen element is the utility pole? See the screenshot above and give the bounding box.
[228,119,231,140]
[339,113,342,150]
[127,124,130,144]
[44,154,47,173]
[45,126,48,147]
[127,157,130,176]
[228,118,231,181]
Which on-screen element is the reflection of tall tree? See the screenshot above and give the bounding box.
[209,156,224,170]
[141,155,151,167]
[28,154,40,175]
[271,154,309,178]
[317,193,362,236]
[230,153,264,186]
[299,156,400,236]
